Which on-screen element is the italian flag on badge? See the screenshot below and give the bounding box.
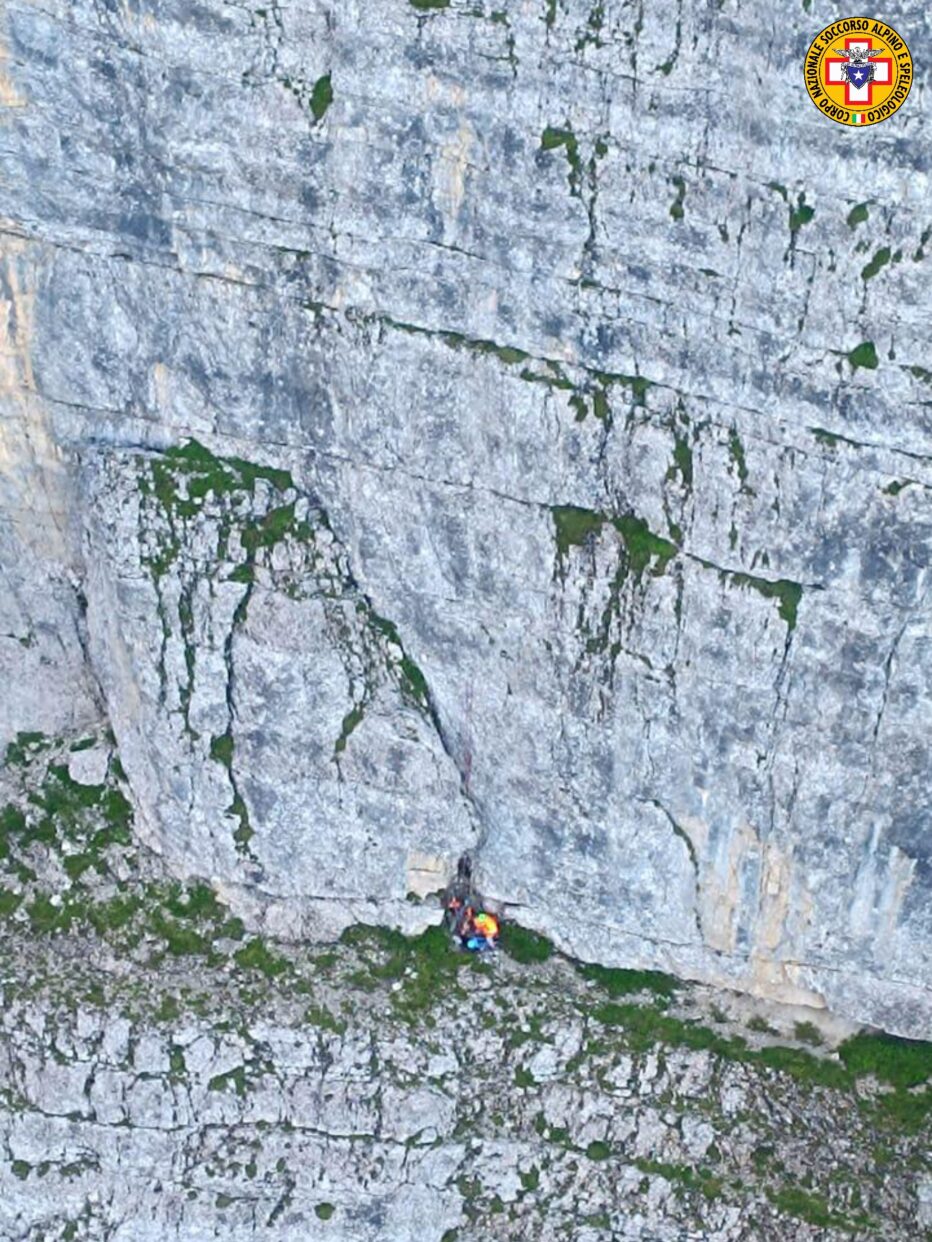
[850,112,864,124]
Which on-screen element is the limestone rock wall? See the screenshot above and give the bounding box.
[0,920,927,1242]
[1,0,931,1035]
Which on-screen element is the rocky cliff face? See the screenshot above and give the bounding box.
[1,0,931,1041]
[0,739,929,1241]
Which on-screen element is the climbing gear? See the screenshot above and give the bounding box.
[442,855,500,952]
[462,909,500,952]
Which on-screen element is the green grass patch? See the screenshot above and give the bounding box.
[578,961,678,999]
[368,611,402,646]
[164,881,224,922]
[63,853,96,881]
[100,786,132,836]
[367,610,430,709]
[612,515,678,578]
[310,73,332,121]
[794,1020,823,1046]
[305,1005,347,1035]
[88,894,141,935]
[590,999,861,1093]
[4,732,49,766]
[861,247,891,281]
[12,765,132,858]
[154,994,181,1022]
[669,176,686,220]
[234,938,289,978]
[636,1159,722,1199]
[728,572,802,630]
[147,439,295,541]
[586,1139,611,1160]
[502,924,553,965]
[728,430,749,486]
[594,1001,747,1057]
[519,1166,539,1191]
[436,332,528,367]
[768,1186,845,1230]
[33,762,100,813]
[789,195,815,234]
[335,705,364,755]
[541,126,572,151]
[552,506,604,565]
[756,1044,849,1089]
[148,910,212,957]
[210,733,234,768]
[241,503,297,553]
[339,923,475,1020]
[812,427,839,447]
[315,1202,335,1220]
[604,370,652,405]
[839,1031,932,1090]
[671,435,693,488]
[874,1088,932,1131]
[0,804,26,856]
[592,388,610,422]
[219,915,246,940]
[0,887,21,917]
[230,793,254,853]
[541,126,581,193]
[847,340,878,370]
[399,656,429,706]
[164,439,293,493]
[847,202,869,228]
[208,1066,248,1097]
[26,894,70,935]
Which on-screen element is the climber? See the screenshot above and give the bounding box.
[442,855,500,952]
[461,907,500,952]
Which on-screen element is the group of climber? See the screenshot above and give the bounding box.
[442,854,501,953]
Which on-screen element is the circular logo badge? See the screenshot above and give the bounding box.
[804,18,912,127]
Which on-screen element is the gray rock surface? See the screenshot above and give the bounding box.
[1,0,932,1044]
[4,952,923,1242]
[0,723,928,1240]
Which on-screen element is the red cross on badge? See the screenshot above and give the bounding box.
[823,37,893,106]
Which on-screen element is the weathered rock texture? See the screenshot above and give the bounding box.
[3,942,929,1242]
[0,739,928,1242]
[1,0,932,1041]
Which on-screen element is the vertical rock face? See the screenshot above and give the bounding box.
[1,0,930,1034]
[81,443,474,937]
[0,239,100,745]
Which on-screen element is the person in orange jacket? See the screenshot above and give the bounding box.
[443,854,500,951]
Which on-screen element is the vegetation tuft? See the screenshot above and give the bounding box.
[612,515,678,579]
[309,73,332,121]
[847,341,878,371]
[839,1030,932,1090]
[540,126,582,194]
[502,924,554,965]
[728,572,802,631]
[578,961,678,999]
[234,938,290,979]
